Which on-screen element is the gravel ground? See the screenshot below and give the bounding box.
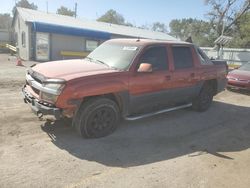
[0,53,250,188]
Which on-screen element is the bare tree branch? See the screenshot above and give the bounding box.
[205,0,250,36]
[224,0,250,32]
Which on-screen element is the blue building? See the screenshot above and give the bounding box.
[12,7,176,61]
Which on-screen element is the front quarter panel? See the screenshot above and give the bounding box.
[55,72,130,109]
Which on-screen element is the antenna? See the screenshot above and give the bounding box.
[46,1,48,13]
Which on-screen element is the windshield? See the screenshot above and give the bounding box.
[87,42,140,70]
[239,63,250,71]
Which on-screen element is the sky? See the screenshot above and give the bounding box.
[0,0,211,27]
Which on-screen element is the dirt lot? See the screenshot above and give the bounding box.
[0,53,250,188]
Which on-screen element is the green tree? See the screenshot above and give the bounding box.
[56,6,75,17]
[0,13,12,29]
[97,9,133,26]
[169,18,216,47]
[12,0,38,15]
[231,12,250,48]
[97,9,125,25]
[152,22,168,33]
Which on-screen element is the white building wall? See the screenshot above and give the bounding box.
[13,13,30,60]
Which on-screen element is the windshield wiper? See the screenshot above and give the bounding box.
[85,57,121,70]
[85,57,94,62]
[85,57,107,66]
[96,60,122,70]
[95,59,109,67]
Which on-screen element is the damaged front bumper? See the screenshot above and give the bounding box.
[22,85,62,119]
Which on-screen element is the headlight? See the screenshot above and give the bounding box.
[41,92,58,103]
[43,83,65,92]
[40,79,66,103]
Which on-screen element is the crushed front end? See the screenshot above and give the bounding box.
[22,69,66,119]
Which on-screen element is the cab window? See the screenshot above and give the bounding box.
[139,46,168,71]
[197,47,212,65]
[172,46,193,69]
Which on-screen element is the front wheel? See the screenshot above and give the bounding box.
[74,98,120,138]
[192,84,214,112]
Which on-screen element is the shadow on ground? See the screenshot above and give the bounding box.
[227,88,250,96]
[41,101,250,167]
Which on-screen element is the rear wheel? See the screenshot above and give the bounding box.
[192,84,214,112]
[74,98,120,138]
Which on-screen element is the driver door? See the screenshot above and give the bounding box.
[128,45,172,114]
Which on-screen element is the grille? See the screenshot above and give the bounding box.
[229,77,248,82]
[31,86,40,95]
[26,74,41,95]
[33,76,42,84]
[31,72,45,84]
[238,79,248,82]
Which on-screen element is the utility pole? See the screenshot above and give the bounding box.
[74,2,77,18]
[219,19,225,59]
[46,1,48,13]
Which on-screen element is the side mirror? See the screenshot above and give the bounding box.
[137,63,153,73]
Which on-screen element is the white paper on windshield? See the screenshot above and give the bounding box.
[123,46,138,51]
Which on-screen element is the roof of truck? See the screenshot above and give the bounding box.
[107,38,191,46]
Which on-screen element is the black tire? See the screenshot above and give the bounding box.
[74,98,120,138]
[192,84,214,112]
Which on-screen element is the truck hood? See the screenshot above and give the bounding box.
[32,59,119,80]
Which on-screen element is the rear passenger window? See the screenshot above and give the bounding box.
[139,46,168,70]
[172,46,193,69]
[197,48,212,65]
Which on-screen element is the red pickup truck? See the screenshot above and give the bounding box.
[22,39,227,138]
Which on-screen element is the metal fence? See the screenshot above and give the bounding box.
[201,47,250,66]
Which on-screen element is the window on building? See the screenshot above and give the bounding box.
[36,32,50,61]
[172,46,193,69]
[139,46,168,71]
[21,31,26,47]
[86,40,98,51]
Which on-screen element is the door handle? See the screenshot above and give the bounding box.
[165,75,171,80]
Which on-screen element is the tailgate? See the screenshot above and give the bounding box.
[212,60,228,73]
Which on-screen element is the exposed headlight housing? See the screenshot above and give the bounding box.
[40,92,58,103]
[42,82,65,94]
[42,79,66,95]
[40,79,66,104]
